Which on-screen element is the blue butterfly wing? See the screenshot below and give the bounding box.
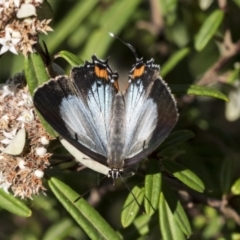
[33,55,118,164]
[123,59,178,168]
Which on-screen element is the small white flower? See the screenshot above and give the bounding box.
[40,136,49,145]
[35,147,47,156]
[0,171,11,193]
[0,86,15,101]
[1,138,12,145]
[13,0,21,7]
[0,81,20,101]
[17,109,34,123]
[2,128,18,139]
[0,29,21,55]
[1,115,9,122]
[34,169,44,179]
[17,158,26,170]
[1,0,10,8]
[1,128,18,145]
[4,27,22,42]
[18,93,33,106]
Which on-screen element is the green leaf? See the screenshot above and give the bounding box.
[119,214,152,239]
[161,47,190,77]
[47,0,99,53]
[121,186,144,228]
[159,192,185,240]
[159,0,177,25]
[170,84,229,102]
[24,53,49,95]
[24,53,57,137]
[159,130,195,151]
[194,10,224,51]
[35,112,57,137]
[48,177,121,240]
[132,214,152,236]
[227,68,240,83]
[163,160,205,192]
[144,160,161,216]
[220,159,235,194]
[233,0,240,8]
[0,189,31,217]
[56,50,84,67]
[42,219,76,240]
[162,181,191,236]
[81,0,141,59]
[231,178,240,195]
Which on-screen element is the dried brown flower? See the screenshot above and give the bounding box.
[0,0,52,56]
[0,73,54,198]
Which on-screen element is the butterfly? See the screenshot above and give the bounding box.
[33,55,178,179]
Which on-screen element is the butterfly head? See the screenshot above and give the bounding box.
[108,168,123,179]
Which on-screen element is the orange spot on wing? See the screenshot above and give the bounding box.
[132,65,145,78]
[94,66,108,79]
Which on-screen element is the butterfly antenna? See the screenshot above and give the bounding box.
[119,174,143,211]
[109,32,139,60]
[74,175,106,203]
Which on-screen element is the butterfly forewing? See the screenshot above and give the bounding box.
[33,55,118,164]
[123,59,178,168]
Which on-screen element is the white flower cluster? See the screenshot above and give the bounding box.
[0,74,53,198]
[0,0,52,56]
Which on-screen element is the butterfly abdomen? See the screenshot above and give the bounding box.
[107,93,126,170]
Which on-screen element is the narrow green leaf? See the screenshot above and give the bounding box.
[81,0,141,59]
[121,186,144,228]
[163,160,205,192]
[220,159,235,194]
[194,10,224,51]
[24,53,57,137]
[35,112,57,137]
[48,177,121,240]
[42,219,75,240]
[144,160,161,216]
[162,181,192,236]
[47,0,99,53]
[56,50,84,67]
[133,214,152,235]
[119,214,153,239]
[159,130,195,151]
[161,47,190,77]
[231,178,240,195]
[0,189,31,217]
[159,192,185,240]
[170,84,229,102]
[24,53,49,95]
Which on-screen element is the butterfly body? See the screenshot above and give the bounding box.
[107,93,126,172]
[33,55,178,178]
